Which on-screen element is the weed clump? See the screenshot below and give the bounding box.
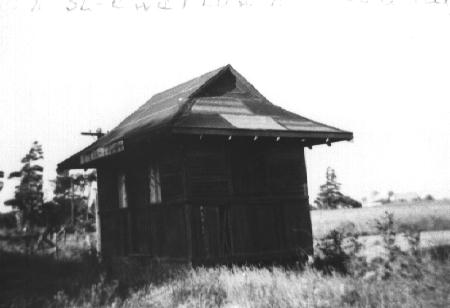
[313,211,434,281]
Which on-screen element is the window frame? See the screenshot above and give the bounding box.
[117,172,128,209]
[148,163,162,204]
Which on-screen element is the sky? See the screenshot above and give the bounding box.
[1,0,449,212]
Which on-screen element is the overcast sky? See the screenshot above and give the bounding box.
[1,0,449,212]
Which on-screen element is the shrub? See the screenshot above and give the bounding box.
[49,276,119,308]
[313,222,362,274]
[314,211,437,282]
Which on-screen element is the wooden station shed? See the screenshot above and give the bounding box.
[58,65,353,265]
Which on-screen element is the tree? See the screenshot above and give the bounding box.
[314,167,361,210]
[4,141,44,230]
[314,167,343,209]
[424,194,434,201]
[0,169,4,192]
[387,191,394,203]
[52,169,97,231]
[34,170,97,251]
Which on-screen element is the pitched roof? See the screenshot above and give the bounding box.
[58,64,352,170]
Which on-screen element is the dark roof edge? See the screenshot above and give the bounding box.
[172,126,353,141]
[57,147,88,171]
[57,65,231,171]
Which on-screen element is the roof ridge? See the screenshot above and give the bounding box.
[174,65,231,118]
[115,65,228,129]
[226,65,270,102]
[178,64,270,119]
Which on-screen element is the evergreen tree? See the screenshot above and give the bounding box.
[0,169,4,192]
[4,141,44,229]
[314,167,361,210]
[314,167,343,209]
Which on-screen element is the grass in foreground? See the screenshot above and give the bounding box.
[118,261,450,308]
[2,208,450,308]
[2,248,449,308]
[22,259,449,308]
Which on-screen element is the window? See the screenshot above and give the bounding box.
[149,164,162,204]
[117,172,128,208]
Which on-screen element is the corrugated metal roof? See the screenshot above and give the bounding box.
[58,64,353,170]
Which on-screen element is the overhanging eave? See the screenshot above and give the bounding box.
[172,127,353,142]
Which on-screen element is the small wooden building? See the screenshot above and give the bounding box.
[58,65,353,264]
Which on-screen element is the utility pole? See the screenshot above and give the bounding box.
[81,128,105,139]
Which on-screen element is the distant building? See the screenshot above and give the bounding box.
[362,191,422,206]
[362,199,384,208]
[362,191,386,207]
[391,192,421,203]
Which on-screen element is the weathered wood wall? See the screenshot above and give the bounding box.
[96,136,313,264]
[184,137,312,263]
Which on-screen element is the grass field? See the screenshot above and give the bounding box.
[1,251,448,308]
[311,200,450,239]
[1,200,450,307]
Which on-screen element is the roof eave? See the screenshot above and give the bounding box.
[171,127,353,142]
[57,153,83,172]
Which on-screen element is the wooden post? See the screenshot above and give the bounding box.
[225,143,234,259]
[95,188,101,256]
[184,203,192,263]
[180,141,192,263]
[71,177,75,226]
[54,232,58,259]
[126,208,132,255]
[86,179,90,222]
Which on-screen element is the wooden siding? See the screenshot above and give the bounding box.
[185,141,230,199]
[96,136,313,263]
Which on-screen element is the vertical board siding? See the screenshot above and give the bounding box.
[185,149,230,198]
[254,205,281,252]
[283,203,313,255]
[97,137,313,264]
[161,205,188,257]
[117,209,129,255]
[132,207,152,254]
[232,151,267,195]
[99,212,115,257]
[158,143,184,202]
[191,204,233,261]
[97,167,119,210]
[97,166,120,257]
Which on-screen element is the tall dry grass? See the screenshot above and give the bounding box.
[44,261,449,308]
[2,206,450,308]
